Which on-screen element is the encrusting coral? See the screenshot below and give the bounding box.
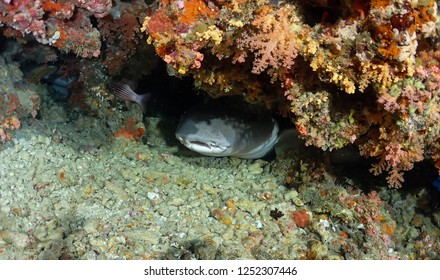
[0,0,148,61]
[141,0,439,188]
[0,53,40,142]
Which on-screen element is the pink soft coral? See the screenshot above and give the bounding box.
[237,6,302,81]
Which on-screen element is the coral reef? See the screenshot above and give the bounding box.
[141,0,440,187]
[0,54,40,142]
[0,0,439,187]
[0,0,149,62]
[0,0,109,57]
[0,0,439,261]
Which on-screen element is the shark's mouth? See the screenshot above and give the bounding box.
[175,136,229,156]
[189,140,211,149]
[188,140,228,153]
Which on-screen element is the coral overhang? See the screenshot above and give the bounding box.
[141,0,440,188]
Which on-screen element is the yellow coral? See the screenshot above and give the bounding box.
[228,19,244,28]
[342,77,356,94]
[140,16,149,33]
[303,38,318,55]
[324,63,356,94]
[177,67,187,75]
[196,25,224,45]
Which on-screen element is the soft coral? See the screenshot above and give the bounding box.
[237,5,302,81]
[114,118,144,142]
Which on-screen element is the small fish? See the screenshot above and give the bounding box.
[26,65,58,84]
[108,83,150,114]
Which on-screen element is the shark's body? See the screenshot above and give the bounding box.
[175,106,279,159]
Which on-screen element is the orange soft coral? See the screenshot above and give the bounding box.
[114,118,144,142]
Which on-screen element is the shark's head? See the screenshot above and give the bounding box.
[175,112,236,156]
[175,106,279,159]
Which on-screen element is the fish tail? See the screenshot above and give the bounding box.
[138,93,151,114]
